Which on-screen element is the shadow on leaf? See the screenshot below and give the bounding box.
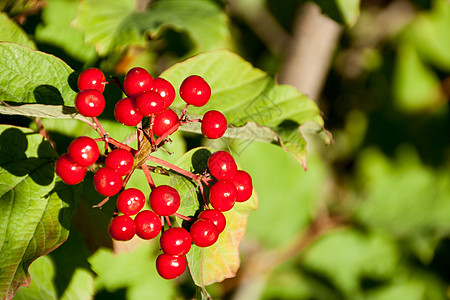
[33,85,65,105]
[0,127,55,186]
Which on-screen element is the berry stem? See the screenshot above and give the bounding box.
[108,138,134,152]
[141,163,156,190]
[165,216,172,228]
[146,155,199,181]
[92,117,109,152]
[93,196,111,208]
[173,213,195,222]
[154,123,180,146]
[111,76,126,94]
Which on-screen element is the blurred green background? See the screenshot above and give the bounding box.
[1,0,450,299]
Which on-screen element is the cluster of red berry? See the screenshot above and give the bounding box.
[54,67,253,279]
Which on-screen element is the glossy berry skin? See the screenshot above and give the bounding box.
[136,91,165,116]
[160,227,192,256]
[152,109,179,137]
[134,210,161,240]
[67,136,99,166]
[198,209,226,234]
[207,151,237,180]
[149,185,180,216]
[179,75,211,107]
[123,67,153,97]
[77,68,105,93]
[151,77,175,108]
[201,110,227,139]
[209,180,237,212]
[231,170,253,202]
[105,148,134,176]
[114,97,143,126]
[190,219,219,247]
[55,153,86,185]
[117,188,146,216]
[108,215,136,241]
[156,253,187,280]
[93,167,123,196]
[75,89,105,117]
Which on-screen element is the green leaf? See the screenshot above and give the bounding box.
[0,104,89,122]
[161,49,328,167]
[0,13,36,49]
[169,147,258,287]
[14,229,94,300]
[89,245,175,299]
[393,42,445,113]
[74,0,232,56]
[0,43,77,105]
[313,0,360,27]
[354,147,450,262]
[404,0,450,71]
[0,125,80,299]
[234,142,328,249]
[302,229,399,296]
[73,0,138,56]
[35,0,97,63]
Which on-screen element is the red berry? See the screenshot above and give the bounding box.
[160,227,192,256]
[55,153,86,185]
[114,97,143,126]
[190,219,219,247]
[155,253,186,279]
[93,167,123,196]
[77,68,105,93]
[198,209,226,234]
[201,110,227,139]
[123,67,153,97]
[134,210,161,240]
[179,75,211,107]
[230,170,253,202]
[152,108,179,137]
[151,77,175,108]
[108,215,136,241]
[75,89,105,117]
[105,148,134,176]
[149,185,180,216]
[209,180,237,212]
[117,188,146,216]
[67,136,99,166]
[136,91,165,116]
[207,151,237,180]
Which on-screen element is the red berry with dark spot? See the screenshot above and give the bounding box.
[67,136,99,167]
[55,153,86,185]
[160,227,192,256]
[123,67,153,97]
[155,253,186,280]
[198,209,226,234]
[209,180,237,212]
[134,210,161,240]
[151,77,176,108]
[152,108,179,137]
[190,218,219,247]
[207,151,237,180]
[117,188,146,216]
[108,215,136,241]
[149,185,180,216]
[201,110,227,139]
[77,68,105,93]
[105,148,134,176]
[114,97,143,126]
[230,170,253,202]
[93,167,123,196]
[136,91,165,116]
[75,89,105,117]
[180,75,211,107]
